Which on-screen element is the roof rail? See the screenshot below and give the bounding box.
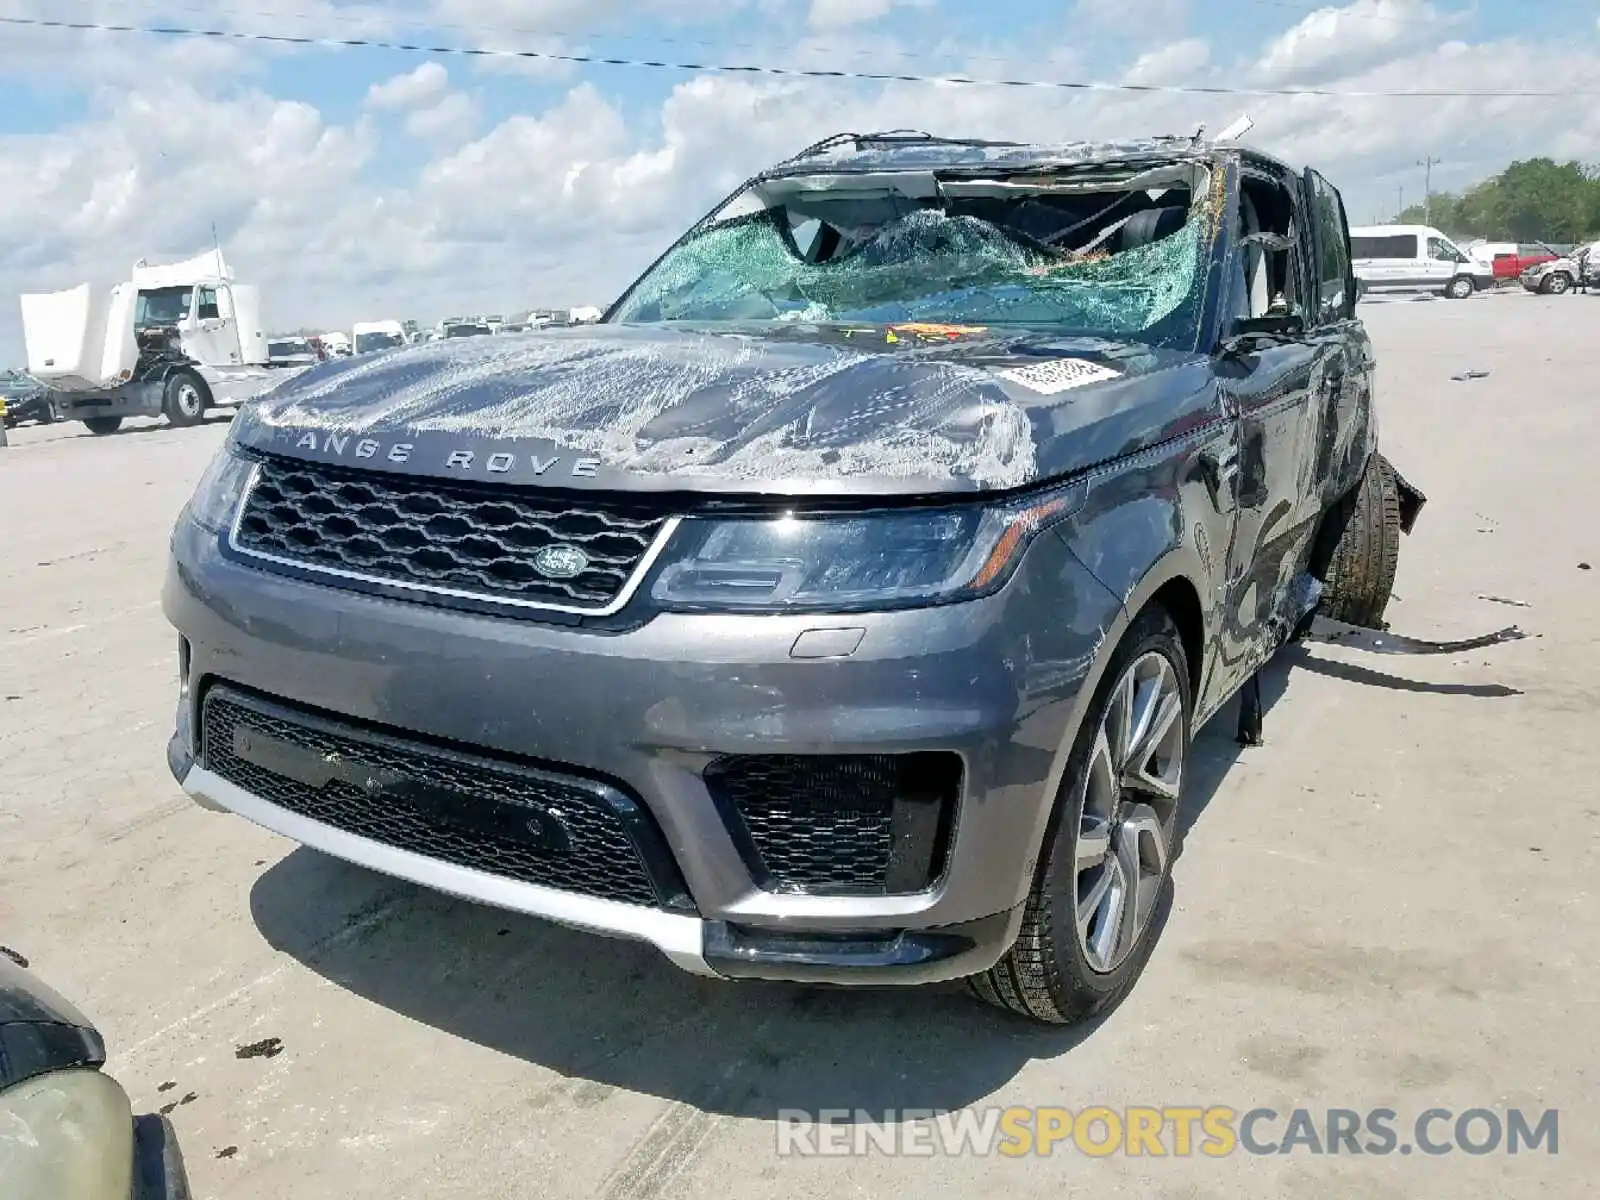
[776,129,1030,167]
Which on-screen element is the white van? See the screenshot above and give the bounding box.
[1349,224,1494,300]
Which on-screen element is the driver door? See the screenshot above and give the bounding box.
[1210,169,1331,698]
[179,285,243,366]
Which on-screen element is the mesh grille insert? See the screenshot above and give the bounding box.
[202,687,672,908]
[233,456,667,610]
[705,753,960,896]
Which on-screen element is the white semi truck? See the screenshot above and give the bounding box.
[19,248,307,435]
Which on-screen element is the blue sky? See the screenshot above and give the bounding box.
[1,0,1598,357]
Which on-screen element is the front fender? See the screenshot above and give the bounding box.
[1051,426,1231,707]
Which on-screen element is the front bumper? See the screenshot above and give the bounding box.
[55,384,165,422]
[165,511,1120,984]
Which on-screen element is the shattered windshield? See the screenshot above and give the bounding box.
[610,168,1211,349]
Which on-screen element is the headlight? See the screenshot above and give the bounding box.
[184,443,256,533]
[650,483,1084,613]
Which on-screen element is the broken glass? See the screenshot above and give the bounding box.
[612,186,1210,350]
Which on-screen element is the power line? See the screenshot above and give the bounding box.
[3,14,1593,98]
[73,0,1089,68]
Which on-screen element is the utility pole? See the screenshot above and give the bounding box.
[1396,185,1404,221]
[1417,156,1441,226]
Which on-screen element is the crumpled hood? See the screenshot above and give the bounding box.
[233,322,1221,497]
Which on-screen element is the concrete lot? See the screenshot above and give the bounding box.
[2,292,1595,1199]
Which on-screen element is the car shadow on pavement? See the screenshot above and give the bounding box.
[1177,652,1297,846]
[1177,641,1521,846]
[69,413,234,439]
[250,848,1168,1119]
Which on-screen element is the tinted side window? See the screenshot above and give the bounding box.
[1350,234,1417,259]
[196,287,220,320]
[1306,171,1352,321]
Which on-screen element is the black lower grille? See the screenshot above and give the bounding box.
[232,455,668,611]
[705,754,961,896]
[202,686,688,910]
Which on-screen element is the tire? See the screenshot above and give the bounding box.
[163,369,210,427]
[1445,275,1475,300]
[132,1112,192,1200]
[1318,453,1402,629]
[83,416,124,435]
[970,606,1190,1024]
[1542,272,1572,296]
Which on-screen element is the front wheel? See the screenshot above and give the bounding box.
[1445,275,1475,300]
[1542,272,1572,296]
[970,606,1190,1024]
[83,416,123,436]
[163,370,210,428]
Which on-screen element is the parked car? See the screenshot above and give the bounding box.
[0,955,190,1198]
[0,369,56,427]
[266,337,321,369]
[1349,224,1490,298]
[352,320,407,355]
[1519,242,1600,294]
[164,131,1421,1025]
[441,321,492,338]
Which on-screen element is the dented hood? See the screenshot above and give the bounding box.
[232,322,1222,497]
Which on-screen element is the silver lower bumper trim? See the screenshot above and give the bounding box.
[179,765,718,977]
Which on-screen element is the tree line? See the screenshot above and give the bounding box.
[1394,158,1600,243]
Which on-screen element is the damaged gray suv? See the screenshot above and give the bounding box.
[165,132,1422,1024]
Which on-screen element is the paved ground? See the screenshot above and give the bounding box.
[2,291,1596,1199]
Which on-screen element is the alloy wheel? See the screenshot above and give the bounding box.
[1074,650,1185,974]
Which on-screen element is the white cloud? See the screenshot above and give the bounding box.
[404,91,481,142]
[807,0,931,28]
[1124,38,1211,85]
[1073,0,1189,35]
[367,62,452,111]
[807,0,891,27]
[1254,0,1452,87]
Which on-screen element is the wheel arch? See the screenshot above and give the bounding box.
[165,364,214,402]
[1013,546,1212,896]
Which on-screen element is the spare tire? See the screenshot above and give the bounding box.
[1319,453,1402,629]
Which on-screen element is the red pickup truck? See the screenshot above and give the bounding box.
[1491,242,1568,281]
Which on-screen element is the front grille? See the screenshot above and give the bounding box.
[705,753,961,896]
[202,686,685,909]
[232,456,668,611]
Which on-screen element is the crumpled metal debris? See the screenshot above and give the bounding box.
[1303,617,1525,655]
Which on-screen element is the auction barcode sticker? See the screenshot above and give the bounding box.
[996,358,1123,395]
